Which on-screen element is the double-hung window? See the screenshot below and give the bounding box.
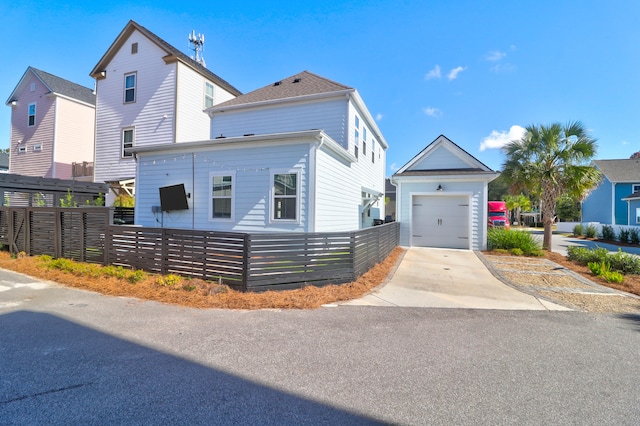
[210,172,234,220]
[28,103,36,126]
[122,128,134,158]
[124,73,136,103]
[272,171,299,221]
[205,82,214,108]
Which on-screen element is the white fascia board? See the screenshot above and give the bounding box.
[349,90,388,149]
[392,173,499,183]
[131,130,327,156]
[205,89,355,115]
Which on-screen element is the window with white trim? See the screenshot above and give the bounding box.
[210,172,234,220]
[633,184,640,193]
[122,128,134,158]
[33,144,42,152]
[272,171,299,221]
[354,129,359,158]
[637,208,640,224]
[18,146,26,154]
[205,82,214,108]
[28,103,36,126]
[124,73,136,103]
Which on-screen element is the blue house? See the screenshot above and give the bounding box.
[582,159,640,225]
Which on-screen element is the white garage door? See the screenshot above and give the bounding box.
[411,195,469,249]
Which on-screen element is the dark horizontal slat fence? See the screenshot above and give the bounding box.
[0,207,399,292]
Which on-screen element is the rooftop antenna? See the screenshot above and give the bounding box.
[188,30,206,67]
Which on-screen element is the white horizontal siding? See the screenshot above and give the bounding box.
[94,30,176,186]
[410,145,471,170]
[211,98,347,147]
[175,64,233,143]
[314,147,359,232]
[135,141,312,232]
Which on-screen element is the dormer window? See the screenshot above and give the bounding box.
[124,73,136,103]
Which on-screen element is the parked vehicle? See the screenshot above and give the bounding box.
[488,201,510,229]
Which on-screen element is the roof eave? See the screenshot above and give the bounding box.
[207,88,355,114]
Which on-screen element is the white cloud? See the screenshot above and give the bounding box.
[486,51,506,62]
[425,65,441,80]
[490,63,516,73]
[389,163,399,172]
[423,107,443,118]
[376,113,383,121]
[447,66,466,80]
[479,125,526,151]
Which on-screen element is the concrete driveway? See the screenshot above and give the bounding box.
[343,247,568,310]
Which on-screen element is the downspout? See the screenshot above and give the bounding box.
[308,137,324,232]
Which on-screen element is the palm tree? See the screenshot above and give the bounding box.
[501,121,601,250]
[503,194,531,226]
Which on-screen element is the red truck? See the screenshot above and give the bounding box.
[488,201,510,229]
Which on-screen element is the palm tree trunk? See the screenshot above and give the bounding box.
[541,183,559,250]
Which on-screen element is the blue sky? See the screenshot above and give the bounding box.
[1,1,639,175]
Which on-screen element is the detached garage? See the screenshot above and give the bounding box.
[391,135,498,250]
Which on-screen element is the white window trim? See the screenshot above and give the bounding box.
[633,184,640,193]
[270,168,301,224]
[28,102,36,127]
[32,144,42,152]
[209,171,235,222]
[122,127,135,158]
[18,146,26,154]
[636,207,640,224]
[124,72,137,104]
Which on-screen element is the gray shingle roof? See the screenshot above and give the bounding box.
[90,20,241,97]
[30,67,96,105]
[593,159,640,182]
[213,70,353,109]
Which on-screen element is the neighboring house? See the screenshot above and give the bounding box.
[5,67,96,180]
[89,20,242,204]
[0,152,9,173]
[132,70,388,232]
[391,135,498,250]
[385,178,396,221]
[582,159,640,225]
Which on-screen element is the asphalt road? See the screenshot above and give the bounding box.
[1,267,640,425]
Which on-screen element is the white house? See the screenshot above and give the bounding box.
[392,135,498,250]
[131,71,388,232]
[89,20,242,204]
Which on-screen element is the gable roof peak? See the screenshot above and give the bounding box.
[90,20,241,96]
[6,66,96,106]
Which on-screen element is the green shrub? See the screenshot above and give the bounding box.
[630,228,640,245]
[618,228,630,244]
[127,269,147,283]
[487,228,542,256]
[588,260,625,283]
[568,246,640,275]
[509,248,524,256]
[572,224,584,237]
[601,225,615,241]
[585,225,598,238]
[157,274,182,287]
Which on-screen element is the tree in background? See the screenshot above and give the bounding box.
[630,151,640,159]
[503,194,531,226]
[501,121,601,250]
[488,173,510,201]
